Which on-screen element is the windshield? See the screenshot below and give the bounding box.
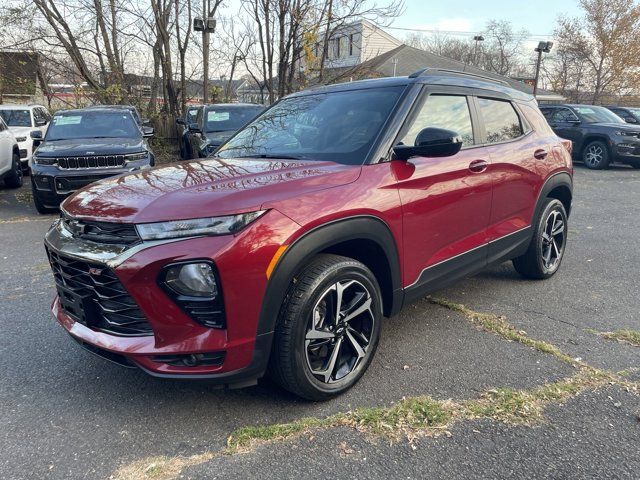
[0,109,32,127]
[215,87,404,164]
[204,106,263,133]
[46,111,140,140]
[574,106,625,124]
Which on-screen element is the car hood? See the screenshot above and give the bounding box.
[8,126,34,137]
[204,130,235,145]
[62,157,361,223]
[36,137,146,157]
[586,122,640,132]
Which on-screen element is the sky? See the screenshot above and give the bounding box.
[391,0,582,40]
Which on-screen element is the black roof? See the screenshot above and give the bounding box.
[288,68,534,102]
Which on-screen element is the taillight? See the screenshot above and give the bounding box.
[561,139,573,156]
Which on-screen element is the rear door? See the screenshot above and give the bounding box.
[475,96,545,262]
[548,107,584,150]
[0,118,12,174]
[394,87,493,296]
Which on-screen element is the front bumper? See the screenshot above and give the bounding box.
[31,160,151,208]
[614,139,640,164]
[44,210,296,385]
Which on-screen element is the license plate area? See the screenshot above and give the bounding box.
[56,283,96,327]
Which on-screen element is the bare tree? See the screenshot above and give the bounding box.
[555,0,640,104]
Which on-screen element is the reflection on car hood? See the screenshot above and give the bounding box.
[36,137,146,157]
[62,157,360,223]
[587,122,640,131]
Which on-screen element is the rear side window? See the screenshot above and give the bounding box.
[477,98,523,144]
[552,109,579,123]
[400,94,474,147]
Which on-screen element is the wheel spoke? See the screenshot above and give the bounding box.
[345,329,366,363]
[543,245,553,265]
[552,239,560,259]
[343,297,372,323]
[552,219,564,237]
[316,337,343,383]
[306,328,335,341]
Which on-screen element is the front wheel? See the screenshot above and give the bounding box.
[582,141,610,169]
[513,198,568,279]
[4,153,23,188]
[269,254,382,400]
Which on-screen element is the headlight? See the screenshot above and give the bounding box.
[32,155,56,165]
[15,136,27,143]
[615,131,637,137]
[125,152,149,161]
[136,210,267,240]
[164,262,218,297]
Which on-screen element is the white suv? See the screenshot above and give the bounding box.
[0,104,51,171]
[0,116,22,188]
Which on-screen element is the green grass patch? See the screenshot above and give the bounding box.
[600,330,640,347]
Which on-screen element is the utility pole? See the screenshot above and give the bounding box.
[194,3,216,104]
[533,41,553,97]
[473,35,484,67]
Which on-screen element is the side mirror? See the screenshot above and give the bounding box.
[34,118,47,127]
[176,118,186,126]
[30,130,43,140]
[393,127,463,161]
[142,126,154,138]
[626,118,638,124]
[188,122,202,133]
[142,118,151,126]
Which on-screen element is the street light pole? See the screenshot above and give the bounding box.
[473,35,484,67]
[533,41,553,97]
[194,3,216,104]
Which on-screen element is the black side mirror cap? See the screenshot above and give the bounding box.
[176,118,186,126]
[143,126,154,137]
[30,130,43,140]
[393,127,463,161]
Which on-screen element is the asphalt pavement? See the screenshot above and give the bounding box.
[0,165,638,480]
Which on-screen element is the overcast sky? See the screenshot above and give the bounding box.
[391,0,581,40]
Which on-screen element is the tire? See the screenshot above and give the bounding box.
[31,182,56,214]
[269,254,383,401]
[513,198,568,280]
[4,153,23,188]
[582,140,610,169]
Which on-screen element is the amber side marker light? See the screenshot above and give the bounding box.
[266,245,288,279]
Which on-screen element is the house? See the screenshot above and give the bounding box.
[0,50,41,104]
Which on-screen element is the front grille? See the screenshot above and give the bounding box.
[57,154,126,169]
[47,248,153,336]
[54,175,112,194]
[61,214,140,246]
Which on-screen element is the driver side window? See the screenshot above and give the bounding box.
[400,94,475,147]
[553,108,579,123]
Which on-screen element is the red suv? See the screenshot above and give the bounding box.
[45,69,573,400]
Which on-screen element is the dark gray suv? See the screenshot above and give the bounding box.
[540,104,640,169]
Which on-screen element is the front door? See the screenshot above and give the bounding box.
[393,90,493,299]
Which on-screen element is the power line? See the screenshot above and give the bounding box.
[382,24,555,39]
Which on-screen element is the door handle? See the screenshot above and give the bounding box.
[468,159,488,173]
[534,149,548,160]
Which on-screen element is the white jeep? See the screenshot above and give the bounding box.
[0,104,51,171]
[0,116,22,188]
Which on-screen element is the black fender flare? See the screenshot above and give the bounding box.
[256,215,403,337]
[533,171,573,222]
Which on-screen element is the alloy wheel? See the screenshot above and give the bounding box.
[541,209,565,270]
[305,279,374,384]
[584,145,604,168]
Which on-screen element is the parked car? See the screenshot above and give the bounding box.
[176,105,202,159]
[31,107,155,213]
[0,104,51,171]
[540,104,640,169]
[0,116,23,188]
[604,105,640,125]
[44,69,573,400]
[183,103,264,158]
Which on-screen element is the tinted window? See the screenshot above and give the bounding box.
[539,108,554,120]
[552,108,579,122]
[186,108,200,124]
[0,109,32,127]
[478,98,523,143]
[204,106,263,132]
[0,118,6,131]
[46,111,140,140]
[400,94,474,147]
[216,87,404,165]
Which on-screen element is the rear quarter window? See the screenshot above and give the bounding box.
[477,98,523,144]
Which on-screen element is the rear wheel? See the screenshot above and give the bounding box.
[582,141,610,169]
[4,153,23,188]
[269,254,382,400]
[513,198,567,279]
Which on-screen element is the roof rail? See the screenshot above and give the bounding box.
[408,67,511,87]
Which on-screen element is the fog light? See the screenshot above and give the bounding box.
[164,262,218,297]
